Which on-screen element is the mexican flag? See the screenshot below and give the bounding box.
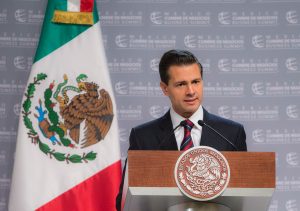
[9,0,122,210]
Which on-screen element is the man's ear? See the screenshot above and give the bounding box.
[160,81,168,96]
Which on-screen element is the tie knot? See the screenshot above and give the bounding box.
[183,119,194,131]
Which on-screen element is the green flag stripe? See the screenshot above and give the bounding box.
[34,0,99,63]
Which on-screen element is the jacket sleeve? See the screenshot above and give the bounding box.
[128,128,140,150]
[235,125,247,151]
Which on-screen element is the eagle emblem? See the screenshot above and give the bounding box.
[22,73,114,163]
[174,146,230,201]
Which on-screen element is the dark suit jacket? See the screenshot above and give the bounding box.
[116,108,247,211]
[129,108,247,151]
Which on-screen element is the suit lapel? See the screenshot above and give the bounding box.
[158,111,178,150]
[200,108,221,149]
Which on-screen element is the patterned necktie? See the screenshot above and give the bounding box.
[180,119,194,151]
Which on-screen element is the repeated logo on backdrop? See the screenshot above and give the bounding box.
[218,11,278,26]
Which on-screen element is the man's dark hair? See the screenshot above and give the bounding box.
[159,49,203,84]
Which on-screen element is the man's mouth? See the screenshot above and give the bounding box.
[184,98,197,103]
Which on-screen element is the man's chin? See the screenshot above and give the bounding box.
[182,109,198,118]
[184,103,199,111]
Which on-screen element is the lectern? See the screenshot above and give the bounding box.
[122,151,275,211]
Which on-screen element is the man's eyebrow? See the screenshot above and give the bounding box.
[174,78,202,83]
[174,80,187,84]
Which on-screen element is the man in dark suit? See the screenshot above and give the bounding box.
[116,49,247,211]
[129,108,246,151]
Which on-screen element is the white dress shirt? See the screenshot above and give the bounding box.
[170,105,204,150]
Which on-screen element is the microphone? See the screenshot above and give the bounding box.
[158,120,185,149]
[198,120,238,151]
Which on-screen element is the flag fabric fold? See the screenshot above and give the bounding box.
[9,0,122,210]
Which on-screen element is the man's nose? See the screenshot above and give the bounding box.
[186,84,195,95]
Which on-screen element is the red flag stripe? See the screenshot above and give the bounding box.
[36,160,122,211]
[80,0,94,12]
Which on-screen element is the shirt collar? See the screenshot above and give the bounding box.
[170,105,203,129]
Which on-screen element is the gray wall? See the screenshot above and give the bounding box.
[1,0,300,210]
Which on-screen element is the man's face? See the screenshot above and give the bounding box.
[160,63,203,118]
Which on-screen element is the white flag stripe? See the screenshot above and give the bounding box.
[67,0,81,12]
